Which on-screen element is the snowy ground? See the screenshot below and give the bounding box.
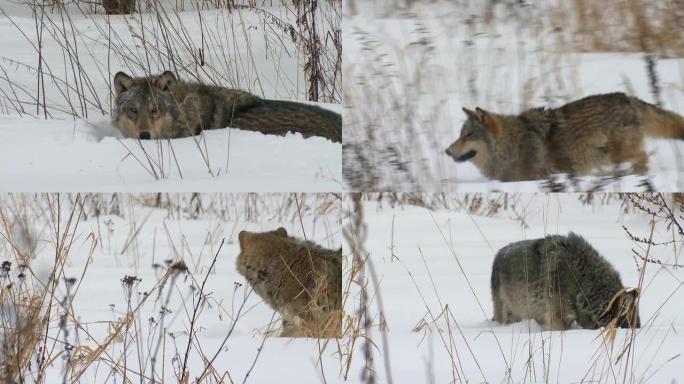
[347,193,684,382]
[0,194,344,383]
[343,1,684,191]
[0,2,341,191]
[3,193,684,383]
[0,110,341,192]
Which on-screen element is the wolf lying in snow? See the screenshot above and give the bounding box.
[112,71,341,142]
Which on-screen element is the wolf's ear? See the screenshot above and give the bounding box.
[606,288,639,328]
[462,107,477,119]
[620,288,639,309]
[475,107,502,136]
[621,288,640,327]
[157,71,177,92]
[114,72,133,96]
[274,227,288,237]
[600,287,640,327]
[238,231,250,250]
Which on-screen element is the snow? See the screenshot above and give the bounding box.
[0,113,341,192]
[0,2,341,191]
[343,1,684,191]
[3,193,684,383]
[346,193,684,382]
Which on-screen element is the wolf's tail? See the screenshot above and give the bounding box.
[632,97,684,139]
[229,99,341,143]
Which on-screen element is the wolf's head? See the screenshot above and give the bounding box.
[445,107,502,165]
[113,71,182,139]
[598,287,641,329]
[238,227,288,252]
[236,227,289,279]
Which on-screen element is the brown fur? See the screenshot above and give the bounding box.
[235,228,342,338]
[102,0,135,14]
[445,93,684,181]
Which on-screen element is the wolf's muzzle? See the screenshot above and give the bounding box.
[456,150,476,162]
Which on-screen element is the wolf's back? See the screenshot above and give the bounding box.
[555,92,684,139]
[230,99,342,143]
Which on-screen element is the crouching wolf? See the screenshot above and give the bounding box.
[112,71,341,142]
[445,93,684,181]
[491,233,640,330]
[235,227,342,338]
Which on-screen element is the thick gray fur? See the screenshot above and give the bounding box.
[491,233,640,330]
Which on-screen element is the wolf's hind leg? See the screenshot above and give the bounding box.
[492,291,505,323]
[626,149,649,175]
[279,316,299,337]
[541,299,573,331]
[608,130,649,175]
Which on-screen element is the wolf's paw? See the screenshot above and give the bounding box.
[637,177,654,192]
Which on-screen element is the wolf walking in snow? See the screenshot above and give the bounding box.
[491,233,640,330]
[112,71,341,142]
[445,93,684,181]
[235,227,342,338]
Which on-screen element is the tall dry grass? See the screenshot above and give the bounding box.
[0,193,342,383]
[341,192,684,383]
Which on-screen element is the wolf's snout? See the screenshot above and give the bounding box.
[445,147,453,156]
[456,150,476,162]
[139,131,151,140]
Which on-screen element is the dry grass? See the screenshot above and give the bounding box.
[0,192,342,383]
[338,192,684,383]
[0,0,341,180]
[560,0,684,58]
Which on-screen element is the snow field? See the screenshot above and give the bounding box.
[342,193,684,382]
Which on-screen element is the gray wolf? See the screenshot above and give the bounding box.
[491,233,640,330]
[445,93,684,181]
[102,0,135,14]
[112,71,341,142]
[235,227,342,338]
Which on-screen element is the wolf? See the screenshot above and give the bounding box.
[235,227,342,338]
[112,71,341,142]
[102,0,135,14]
[445,93,684,181]
[491,233,640,330]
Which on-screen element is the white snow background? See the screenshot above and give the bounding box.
[343,0,684,191]
[345,193,684,383]
[0,1,341,191]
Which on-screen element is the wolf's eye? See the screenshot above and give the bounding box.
[150,106,158,116]
[128,107,138,116]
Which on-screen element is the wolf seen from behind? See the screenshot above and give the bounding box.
[491,233,640,330]
[235,227,342,338]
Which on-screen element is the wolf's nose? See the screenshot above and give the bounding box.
[139,131,151,140]
[445,148,452,156]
